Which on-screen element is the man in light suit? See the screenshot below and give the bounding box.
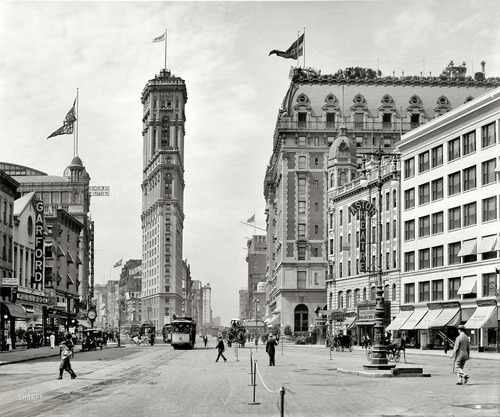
[450,325,470,385]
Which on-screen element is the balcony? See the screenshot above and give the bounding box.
[275,119,416,134]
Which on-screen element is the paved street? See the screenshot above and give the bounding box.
[0,338,499,417]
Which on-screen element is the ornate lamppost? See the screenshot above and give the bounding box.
[359,147,400,370]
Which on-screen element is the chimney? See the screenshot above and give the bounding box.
[481,60,486,76]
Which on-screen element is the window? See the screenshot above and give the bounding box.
[385,222,390,240]
[431,178,443,201]
[298,156,306,169]
[419,151,430,173]
[419,216,430,237]
[482,122,496,148]
[404,283,415,303]
[382,113,392,127]
[448,207,461,231]
[448,242,461,265]
[298,201,306,214]
[432,145,443,167]
[298,178,306,194]
[386,192,390,211]
[298,223,306,237]
[297,271,306,289]
[326,112,335,127]
[448,172,461,196]
[463,202,477,227]
[448,137,460,161]
[432,211,444,234]
[419,281,430,302]
[404,188,415,209]
[404,220,415,241]
[432,246,444,267]
[339,263,343,278]
[393,190,397,208]
[370,286,376,300]
[463,166,476,191]
[339,172,347,186]
[393,250,397,269]
[346,290,352,307]
[419,183,430,205]
[404,158,415,179]
[482,273,496,297]
[393,219,396,239]
[448,278,461,299]
[298,112,307,127]
[419,249,430,269]
[462,131,476,156]
[432,280,444,301]
[482,197,497,222]
[339,209,343,226]
[404,251,415,271]
[482,159,496,185]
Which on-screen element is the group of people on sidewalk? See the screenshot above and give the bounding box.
[214,334,279,366]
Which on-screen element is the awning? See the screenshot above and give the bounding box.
[429,308,461,328]
[1,301,29,319]
[66,251,75,264]
[386,309,414,331]
[458,276,477,295]
[340,316,357,331]
[67,274,75,285]
[56,244,65,258]
[457,240,477,257]
[495,238,500,251]
[477,236,497,253]
[79,320,92,329]
[268,314,280,326]
[465,306,497,329]
[76,254,83,265]
[400,309,427,330]
[272,306,281,315]
[414,309,443,330]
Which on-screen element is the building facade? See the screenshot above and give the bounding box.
[201,284,212,326]
[140,68,188,330]
[246,235,267,318]
[395,87,500,352]
[263,63,499,336]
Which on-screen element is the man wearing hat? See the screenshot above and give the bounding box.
[450,325,470,385]
[266,334,278,366]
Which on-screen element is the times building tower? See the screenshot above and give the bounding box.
[140,69,188,330]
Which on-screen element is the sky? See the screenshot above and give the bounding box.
[1,1,499,325]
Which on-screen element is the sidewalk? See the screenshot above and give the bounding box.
[0,342,122,366]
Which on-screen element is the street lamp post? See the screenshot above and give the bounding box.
[360,147,399,370]
[253,298,259,335]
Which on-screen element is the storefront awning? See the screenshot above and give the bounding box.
[414,308,443,330]
[66,251,75,264]
[465,306,497,329]
[67,274,75,285]
[1,301,29,319]
[477,236,497,253]
[76,254,83,265]
[458,276,477,295]
[268,314,280,326]
[400,309,427,330]
[340,316,357,331]
[56,244,66,258]
[386,309,414,331]
[429,308,460,328]
[457,240,477,257]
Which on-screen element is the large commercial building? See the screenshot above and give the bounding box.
[394,87,500,352]
[140,68,188,330]
[264,63,499,336]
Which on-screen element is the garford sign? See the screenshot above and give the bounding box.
[89,186,110,196]
[349,200,377,273]
[34,200,44,284]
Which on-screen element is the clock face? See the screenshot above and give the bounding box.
[87,310,97,320]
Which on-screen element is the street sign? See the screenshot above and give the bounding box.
[89,186,110,196]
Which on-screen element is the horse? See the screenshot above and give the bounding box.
[385,337,406,363]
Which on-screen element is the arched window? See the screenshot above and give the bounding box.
[384,284,389,300]
[354,289,360,307]
[339,171,347,186]
[329,291,333,309]
[393,190,397,208]
[346,290,352,308]
[363,287,367,301]
[370,286,376,300]
[392,283,397,301]
[338,291,344,308]
[330,173,335,188]
[294,304,309,333]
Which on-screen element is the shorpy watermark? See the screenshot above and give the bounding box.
[18,393,44,402]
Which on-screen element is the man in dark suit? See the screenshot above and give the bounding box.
[450,325,470,385]
[266,334,278,366]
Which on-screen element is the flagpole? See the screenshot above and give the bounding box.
[303,28,306,69]
[296,31,299,69]
[75,88,79,157]
[164,29,167,69]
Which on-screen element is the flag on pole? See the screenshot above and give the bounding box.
[269,33,304,60]
[247,214,255,223]
[113,259,123,268]
[152,31,166,43]
[47,99,77,139]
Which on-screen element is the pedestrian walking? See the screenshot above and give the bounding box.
[266,334,278,366]
[203,335,208,347]
[215,337,227,362]
[57,334,77,380]
[50,332,56,349]
[254,336,259,351]
[443,338,450,354]
[450,325,470,385]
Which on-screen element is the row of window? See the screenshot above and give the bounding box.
[404,274,496,304]
[0,198,14,226]
[404,160,497,209]
[403,121,497,178]
[333,283,397,309]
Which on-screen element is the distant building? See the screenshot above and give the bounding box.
[118,260,142,331]
[238,288,249,319]
[202,283,212,326]
[246,235,267,316]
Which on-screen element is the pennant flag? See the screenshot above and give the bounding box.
[247,214,255,223]
[152,31,166,43]
[113,259,123,268]
[269,33,304,60]
[47,99,77,139]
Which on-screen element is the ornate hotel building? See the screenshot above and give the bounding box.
[264,63,498,337]
[140,69,188,330]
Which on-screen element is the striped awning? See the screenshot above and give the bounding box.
[465,306,497,329]
[1,302,29,319]
[458,276,477,295]
[429,308,461,328]
[477,236,497,253]
[457,240,477,257]
[386,309,414,331]
[400,309,427,330]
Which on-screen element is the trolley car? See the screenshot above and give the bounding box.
[171,317,196,349]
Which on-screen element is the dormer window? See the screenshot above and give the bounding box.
[298,112,307,127]
[326,112,335,127]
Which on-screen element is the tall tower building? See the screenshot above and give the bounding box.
[140,69,188,330]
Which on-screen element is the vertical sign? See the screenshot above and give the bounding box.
[90,221,94,301]
[34,200,45,284]
[349,200,377,273]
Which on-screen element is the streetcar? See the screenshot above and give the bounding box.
[170,317,196,349]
